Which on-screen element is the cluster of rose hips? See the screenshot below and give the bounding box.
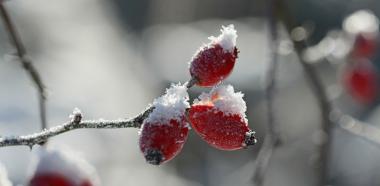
[139,25,256,165]
[341,10,380,105]
[1,25,256,186]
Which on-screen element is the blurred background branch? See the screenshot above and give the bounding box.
[0,2,47,131]
[252,0,281,185]
[277,1,380,186]
[277,1,334,184]
[332,109,380,146]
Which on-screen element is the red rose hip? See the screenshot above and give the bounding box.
[343,10,379,59]
[29,173,73,186]
[139,118,189,165]
[351,34,377,59]
[190,25,238,87]
[189,85,256,150]
[139,84,190,165]
[28,147,100,186]
[343,60,379,104]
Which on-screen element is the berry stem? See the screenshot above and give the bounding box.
[186,77,198,89]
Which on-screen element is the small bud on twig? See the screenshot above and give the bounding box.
[70,108,82,124]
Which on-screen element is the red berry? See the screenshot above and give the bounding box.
[80,180,93,186]
[351,34,377,58]
[28,148,99,186]
[139,118,189,165]
[29,173,94,186]
[139,84,190,165]
[190,25,238,87]
[29,173,73,186]
[188,85,256,150]
[343,60,379,104]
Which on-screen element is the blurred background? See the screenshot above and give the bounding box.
[1,0,380,185]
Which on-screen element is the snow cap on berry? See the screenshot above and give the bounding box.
[146,83,190,124]
[0,163,12,186]
[208,24,237,52]
[194,84,247,122]
[343,10,379,35]
[29,146,100,186]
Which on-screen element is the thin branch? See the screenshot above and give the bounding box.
[331,109,380,147]
[0,106,154,148]
[276,1,333,185]
[252,0,280,185]
[0,3,47,130]
[0,80,195,148]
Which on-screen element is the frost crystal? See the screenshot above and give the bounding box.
[208,24,237,52]
[194,84,247,122]
[72,108,82,116]
[0,163,12,186]
[69,107,82,123]
[30,146,100,186]
[146,83,190,124]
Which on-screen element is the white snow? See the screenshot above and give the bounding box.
[343,10,379,35]
[208,24,237,52]
[145,83,190,124]
[193,84,247,122]
[0,163,12,186]
[29,146,100,186]
[72,107,82,116]
[69,107,82,121]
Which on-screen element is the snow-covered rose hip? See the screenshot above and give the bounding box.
[139,84,190,165]
[28,147,100,186]
[189,25,238,87]
[189,85,256,150]
[343,10,379,59]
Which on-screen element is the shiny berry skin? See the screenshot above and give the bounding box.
[190,44,238,87]
[29,173,73,186]
[343,60,379,104]
[189,104,256,150]
[139,117,189,165]
[351,34,377,59]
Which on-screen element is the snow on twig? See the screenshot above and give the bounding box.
[0,106,154,148]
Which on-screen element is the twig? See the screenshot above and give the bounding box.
[252,0,280,185]
[0,106,154,148]
[0,80,195,148]
[276,1,332,185]
[331,109,380,147]
[0,3,47,130]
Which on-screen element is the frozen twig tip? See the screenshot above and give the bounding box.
[70,108,83,124]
